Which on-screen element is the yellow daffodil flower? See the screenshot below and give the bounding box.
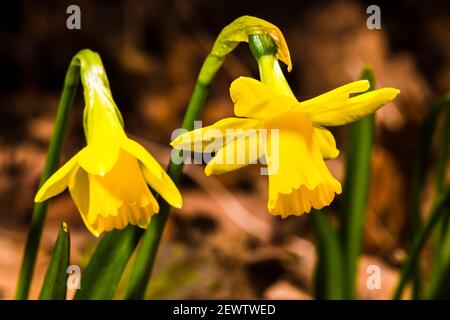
[171,43,399,218]
[35,50,182,236]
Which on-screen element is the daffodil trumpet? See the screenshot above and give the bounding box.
[171,34,400,218]
[34,49,182,237]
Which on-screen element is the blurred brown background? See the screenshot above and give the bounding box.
[0,0,449,299]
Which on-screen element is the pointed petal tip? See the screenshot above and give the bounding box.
[173,192,183,209]
[34,193,42,203]
[359,79,371,91]
[174,201,182,209]
[204,167,212,176]
[34,187,51,203]
[383,88,401,100]
[165,191,183,209]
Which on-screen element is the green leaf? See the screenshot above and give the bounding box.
[393,184,450,299]
[39,222,70,300]
[408,92,450,298]
[339,65,375,299]
[426,96,450,299]
[16,58,80,300]
[410,92,450,233]
[313,211,344,299]
[74,226,142,300]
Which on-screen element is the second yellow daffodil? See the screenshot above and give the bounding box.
[171,35,399,218]
[35,50,182,236]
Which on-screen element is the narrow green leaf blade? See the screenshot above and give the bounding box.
[426,96,450,299]
[393,184,450,299]
[39,222,70,300]
[410,93,450,236]
[16,61,79,300]
[339,65,375,299]
[408,92,450,298]
[314,211,344,299]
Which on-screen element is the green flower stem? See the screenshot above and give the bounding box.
[393,184,450,299]
[15,60,80,300]
[124,81,209,300]
[340,66,375,299]
[39,223,70,300]
[124,26,288,300]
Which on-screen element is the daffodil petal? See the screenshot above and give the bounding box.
[306,87,400,126]
[34,155,80,202]
[230,77,297,119]
[170,117,262,152]
[299,80,371,107]
[78,141,120,176]
[121,138,164,180]
[68,167,101,237]
[205,130,264,175]
[314,127,340,160]
[140,163,182,209]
